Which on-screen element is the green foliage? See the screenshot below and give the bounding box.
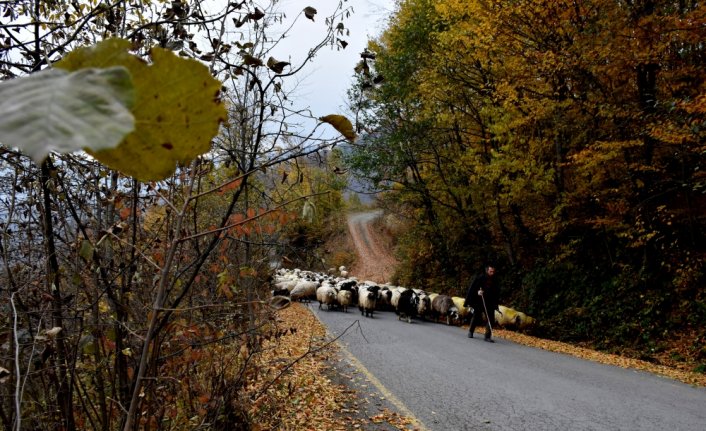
[346,0,706,361]
[57,38,226,181]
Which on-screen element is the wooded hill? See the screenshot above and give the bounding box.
[344,0,706,369]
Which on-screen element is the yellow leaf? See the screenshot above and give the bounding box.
[56,38,226,181]
[319,114,356,141]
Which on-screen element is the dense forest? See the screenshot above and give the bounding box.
[345,0,706,366]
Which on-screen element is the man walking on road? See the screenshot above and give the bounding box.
[464,264,500,342]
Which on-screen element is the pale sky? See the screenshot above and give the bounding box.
[269,0,396,119]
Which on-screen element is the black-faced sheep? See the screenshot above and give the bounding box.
[336,279,358,306]
[377,286,394,311]
[395,289,419,323]
[357,285,381,318]
[431,294,460,326]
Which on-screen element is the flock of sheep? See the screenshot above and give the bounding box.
[269,267,535,330]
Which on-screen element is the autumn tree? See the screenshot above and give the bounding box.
[0,0,357,429]
[348,0,706,354]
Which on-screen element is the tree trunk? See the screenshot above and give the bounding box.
[40,159,75,431]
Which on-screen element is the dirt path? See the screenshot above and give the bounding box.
[347,210,397,284]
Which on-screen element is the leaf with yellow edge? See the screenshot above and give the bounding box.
[319,114,356,141]
[56,38,226,181]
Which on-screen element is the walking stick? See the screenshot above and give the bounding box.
[480,291,493,337]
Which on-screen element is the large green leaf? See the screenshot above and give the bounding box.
[56,38,226,181]
[0,67,135,163]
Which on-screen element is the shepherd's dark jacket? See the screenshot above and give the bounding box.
[463,272,499,315]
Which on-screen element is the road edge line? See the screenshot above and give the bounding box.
[309,304,430,431]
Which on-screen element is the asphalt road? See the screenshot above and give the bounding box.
[310,303,706,431]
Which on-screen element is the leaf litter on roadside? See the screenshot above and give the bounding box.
[246,303,418,430]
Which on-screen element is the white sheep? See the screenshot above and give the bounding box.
[290,280,319,302]
[337,289,353,312]
[389,286,405,309]
[316,284,338,311]
[273,279,298,292]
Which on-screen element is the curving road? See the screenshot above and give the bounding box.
[313,211,706,431]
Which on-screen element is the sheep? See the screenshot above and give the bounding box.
[495,305,536,330]
[357,284,381,318]
[316,284,338,311]
[336,279,358,306]
[337,289,353,312]
[431,294,460,326]
[377,286,394,311]
[427,292,439,305]
[336,278,358,291]
[290,280,319,302]
[417,293,432,320]
[395,289,419,323]
[389,286,406,309]
[451,296,473,324]
[273,279,298,292]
